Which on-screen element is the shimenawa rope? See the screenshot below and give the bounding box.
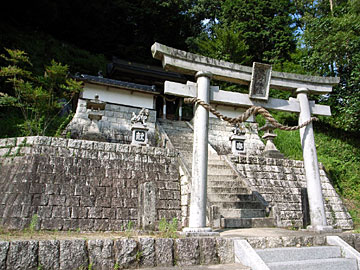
[184,97,317,131]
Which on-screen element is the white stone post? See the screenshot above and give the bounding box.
[183,71,212,233]
[297,88,332,232]
[163,96,167,119]
[179,98,183,121]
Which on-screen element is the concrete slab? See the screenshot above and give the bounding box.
[141,263,250,270]
[218,227,346,238]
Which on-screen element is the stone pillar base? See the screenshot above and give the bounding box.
[181,227,220,237]
[306,225,341,233]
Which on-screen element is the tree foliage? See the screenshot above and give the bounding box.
[0,0,203,64]
[188,0,297,65]
[301,0,360,132]
[0,49,82,136]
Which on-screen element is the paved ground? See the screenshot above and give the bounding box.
[141,263,250,270]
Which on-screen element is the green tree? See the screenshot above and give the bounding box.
[187,25,251,65]
[0,49,82,136]
[0,0,203,64]
[188,0,297,65]
[301,0,360,131]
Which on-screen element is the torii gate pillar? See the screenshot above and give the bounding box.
[183,71,213,234]
[297,88,333,231]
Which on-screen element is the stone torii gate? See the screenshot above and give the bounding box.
[152,42,339,233]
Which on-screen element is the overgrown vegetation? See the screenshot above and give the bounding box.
[158,218,178,238]
[0,49,82,136]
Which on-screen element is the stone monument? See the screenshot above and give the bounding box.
[82,94,107,141]
[131,108,150,146]
[260,121,284,159]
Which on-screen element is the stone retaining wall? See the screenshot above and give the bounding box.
[232,155,353,229]
[0,136,180,231]
[65,99,157,145]
[0,234,359,269]
[0,237,234,270]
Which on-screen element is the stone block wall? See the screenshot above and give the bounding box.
[65,99,157,145]
[232,155,353,229]
[0,136,180,231]
[0,237,234,270]
[208,118,265,155]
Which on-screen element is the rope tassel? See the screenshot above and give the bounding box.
[184,97,318,131]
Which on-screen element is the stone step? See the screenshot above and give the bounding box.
[208,164,232,170]
[208,159,227,166]
[173,145,193,152]
[208,193,257,202]
[168,133,193,138]
[170,136,193,142]
[208,170,236,176]
[141,263,251,270]
[162,127,192,133]
[208,175,239,181]
[266,258,357,270]
[208,180,246,188]
[208,187,249,194]
[221,217,276,228]
[158,119,190,126]
[256,246,341,263]
[211,201,265,210]
[220,209,266,218]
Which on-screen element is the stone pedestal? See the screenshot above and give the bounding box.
[297,88,331,232]
[82,120,106,142]
[131,124,149,146]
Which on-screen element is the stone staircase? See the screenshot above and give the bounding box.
[256,246,358,270]
[158,119,275,228]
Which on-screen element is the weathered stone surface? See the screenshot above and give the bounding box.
[59,240,88,270]
[139,238,155,267]
[340,234,355,247]
[281,237,297,247]
[313,235,326,246]
[174,238,200,266]
[354,235,360,252]
[0,136,181,232]
[266,237,283,248]
[0,241,9,270]
[138,182,157,230]
[39,240,60,270]
[7,240,38,270]
[216,238,234,264]
[246,237,266,249]
[88,239,115,270]
[199,238,219,265]
[66,101,157,145]
[114,239,138,269]
[155,238,173,267]
[234,154,353,230]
